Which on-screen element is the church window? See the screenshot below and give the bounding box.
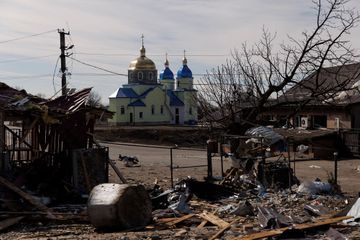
[149,72,153,80]
[139,112,143,119]
[138,72,143,80]
[151,105,155,115]
[120,105,125,115]
[160,105,164,114]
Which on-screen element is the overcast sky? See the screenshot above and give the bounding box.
[1,0,360,104]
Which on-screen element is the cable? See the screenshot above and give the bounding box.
[0,74,52,80]
[76,52,229,57]
[52,56,61,94]
[68,56,128,76]
[0,54,58,64]
[0,29,57,44]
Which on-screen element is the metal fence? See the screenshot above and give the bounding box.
[340,129,360,157]
[102,141,229,188]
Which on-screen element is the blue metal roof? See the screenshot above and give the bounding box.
[115,88,138,98]
[128,99,146,107]
[159,67,174,80]
[177,65,192,78]
[167,90,184,106]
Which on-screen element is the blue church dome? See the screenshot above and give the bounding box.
[177,53,192,78]
[177,65,192,78]
[159,57,174,80]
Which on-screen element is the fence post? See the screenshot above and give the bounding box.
[334,151,338,185]
[170,147,174,188]
[206,140,214,180]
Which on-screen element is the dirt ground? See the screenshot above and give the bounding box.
[102,141,360,194]
[1,140,360,239]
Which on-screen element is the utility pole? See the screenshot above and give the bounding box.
[58,29,71,96]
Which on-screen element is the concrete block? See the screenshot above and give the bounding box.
[88,183,152,229]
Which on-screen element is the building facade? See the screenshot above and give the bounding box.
[108,43,198,125]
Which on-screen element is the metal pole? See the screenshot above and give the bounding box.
[334,152,338,185]
[220,153,224,178]
[293,142,296,175]
[288,142,292,189]
[170,148,174,188]
[207,141,213,180]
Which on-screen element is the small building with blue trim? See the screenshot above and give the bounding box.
[108,42,198,125]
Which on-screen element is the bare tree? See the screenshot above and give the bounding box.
[197,0,360,132]
[86,90,102,107]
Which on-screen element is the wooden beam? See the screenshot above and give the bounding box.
[165,214,195,226]
[210,218,239,240]
[0,176,55,219]
[0,216,24,232]
[107,158,127,184]
[80,154,92,193]
[198,212,229,228]
[197,220,208,228]
[232,216,352,240]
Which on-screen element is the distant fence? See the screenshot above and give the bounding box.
[339,129,360,157]
[102,141,228,188]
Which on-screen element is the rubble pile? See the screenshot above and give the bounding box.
[147,179,359,239]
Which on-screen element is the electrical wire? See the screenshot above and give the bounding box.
[0,54,58,64]
[0,74,52,80]
[52,56,60,94]
[76,52,229,57]
[68,56,128,76]
[0,29,57,44]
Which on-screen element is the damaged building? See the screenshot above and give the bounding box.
[0,83,112,203]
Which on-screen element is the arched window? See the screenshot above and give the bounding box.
[151,105,155,115]
[120,105,125,115]
[138,72,143,80]
[149,72,153,80]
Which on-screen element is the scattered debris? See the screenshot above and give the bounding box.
[344,197,360,225]
[298,180,333,195]
[231,201,254,217]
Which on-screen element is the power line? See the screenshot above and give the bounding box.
[0,29,57,44]
[75,52,229,57]
[0,74,52,80]
[0,54,58,64]
[52,56,61,94]
[68,56,128,76]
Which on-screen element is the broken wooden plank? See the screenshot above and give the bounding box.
[198,212,229,228]
[156,217,179,223]
[0,176,55,219]
[197,220,207,228]
[232,216,352,240]
[80,154,92,192]
[197,209,219,229]
[0,216,24,231]
[165,214,195,226]
[209,218,239,240]
[107,159,127,183]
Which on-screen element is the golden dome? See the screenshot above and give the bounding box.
[128,41,156,70]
